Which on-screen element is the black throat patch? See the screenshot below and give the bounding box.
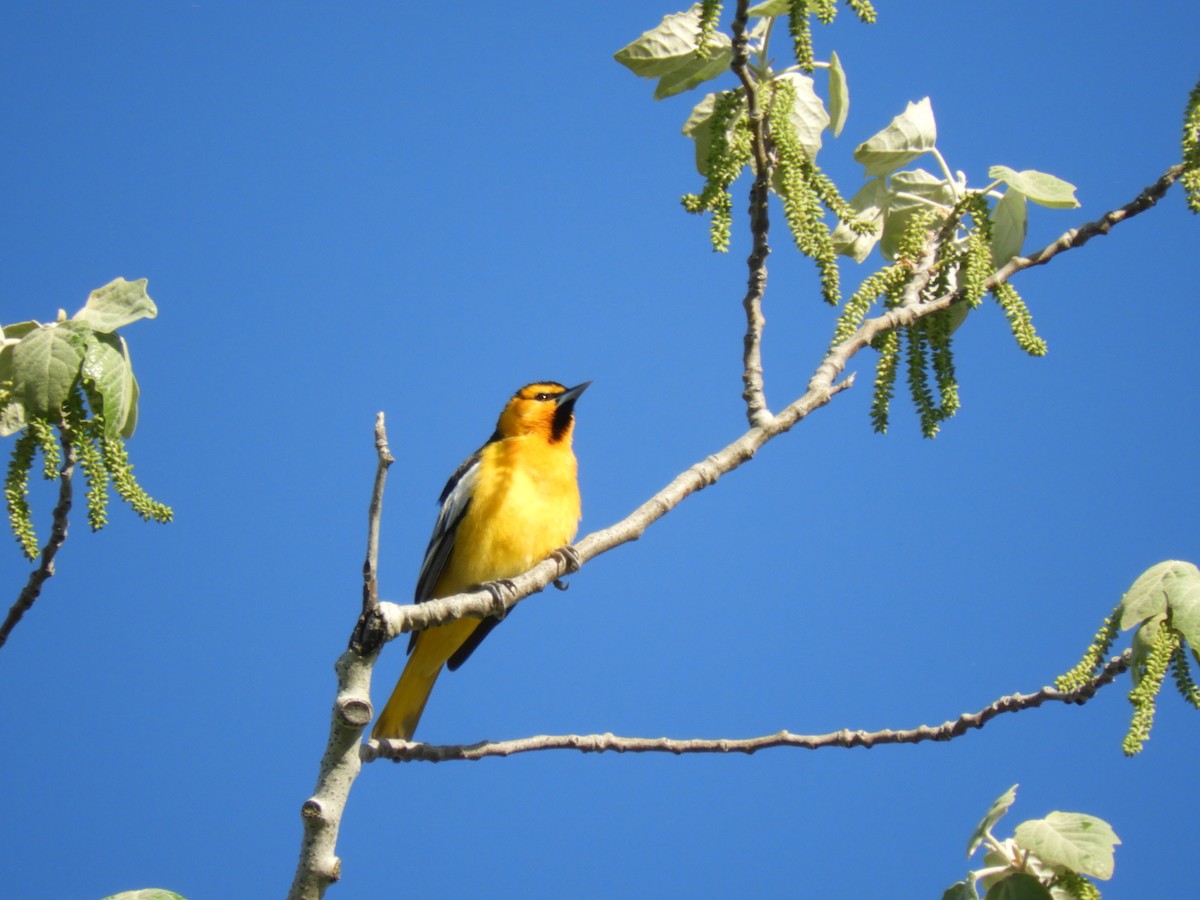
[550,397,576,442]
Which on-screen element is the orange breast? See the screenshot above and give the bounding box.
[433,433,580,597]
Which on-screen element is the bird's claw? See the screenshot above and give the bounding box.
[552,545,582,591]
[485,579,517,619]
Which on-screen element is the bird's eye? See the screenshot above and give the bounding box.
[534,392,552,401]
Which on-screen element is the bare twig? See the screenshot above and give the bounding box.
[362,413,394,615]
[367,653,1132,762]
[288,417,393,900]
[731,0,773,427]
[0,433,76,649]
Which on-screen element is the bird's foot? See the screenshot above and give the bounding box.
[553,544,583,590]
[485,579,517,618]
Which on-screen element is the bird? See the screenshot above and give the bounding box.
[371,380,590,741]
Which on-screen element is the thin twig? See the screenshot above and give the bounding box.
[732,0,773,427]
[0,431,76,649]
[361,412,394,615]
[367,652,1132,762]
[288,417,392,900]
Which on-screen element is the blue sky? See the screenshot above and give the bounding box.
[2,2,1198,898]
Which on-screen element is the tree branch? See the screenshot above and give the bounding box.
[0,431,76,649]
[366,652,1132,762]
[287,649,375,900]
[731,0,773,428]
[369,164,1184,653]
[288,416,392,900]
[290,165,1181,897]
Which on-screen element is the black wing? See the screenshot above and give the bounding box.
[406,450,480,654]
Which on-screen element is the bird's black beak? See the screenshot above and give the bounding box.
[556,381,591,409]
[551,381,590,441]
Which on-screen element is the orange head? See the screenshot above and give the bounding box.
[493,381,590,443]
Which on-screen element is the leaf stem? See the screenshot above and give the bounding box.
[930,147,960,202]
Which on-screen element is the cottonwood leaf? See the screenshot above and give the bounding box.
[73,277,157,333]
[1130,612,1167,689]
[775,72,829,160]
[941,882,977,900]
[855,97,937,176]
[748,0,789,14]
[879,168,957,260]
[121,372,140,439]
[1166,565,1200,652]
[967,785,1019,856]
[82,331,137,438]
[984,873,1053,900]
[827,50,849,137]
[615,6,707,79]
[1119,560,1200,631]
[1120,560,1200,651]
[0,400,26,436]
[11,323,86,419]
[2,320,41,343]
[1013,812,1120,880]
[0,341,27,436]
[682,90,746,175]
[654,38,732,99]
[831,176,886,261]
[992,188,1028,267]
[988,166,1079,209]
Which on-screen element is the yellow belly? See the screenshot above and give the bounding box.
[436,434,581,595]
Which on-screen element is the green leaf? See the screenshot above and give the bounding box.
[122,371,140,439]
[100,890,188,900]
[747,0,789,14]
[854,97,937,177]
[1119,560,1200,630]
[73,277,157,333]
[1164,563,1200,651]
[775,72,829,160]
[0,400,26,436]
[942,882,978,900]
[879,168,957,260]
[615,6,708,79]
[988,166,1079,209]
[11,323,86,420]
[967,785,1019,856]
[0,340,28,436]
[1,320,41,343]
[832,176,887,261]
[984,873,1053,900]
[827,50,849,138]
[944,297,971,336]
[0,339,21,433]
[682,90,746,176]
[1013,812,1120,880]
[991,188,1028,267]
[1130,612,1167,689]
[654,38,732,99]
[82,331,137,438]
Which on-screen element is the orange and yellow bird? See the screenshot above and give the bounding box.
[371,381,589,741]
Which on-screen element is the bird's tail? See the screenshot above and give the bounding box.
[370,618,477,741]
